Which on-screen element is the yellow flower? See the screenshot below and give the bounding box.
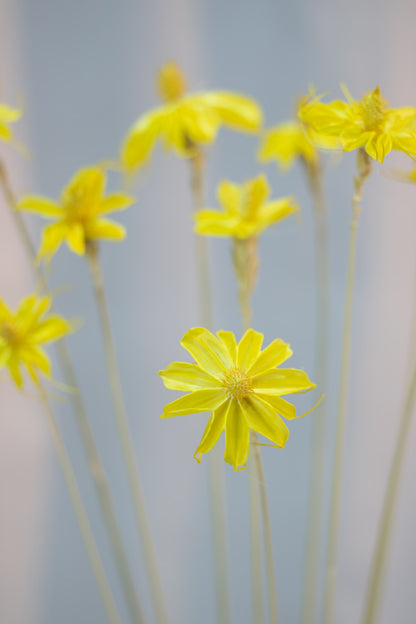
[299,86,416,164]
[0,294,73,388]
[0,98,21,143]
[121,62,263,173]
[258,121,319,170]
[159,327,315,470]
[194,174,298,238]
[17,166,135,260]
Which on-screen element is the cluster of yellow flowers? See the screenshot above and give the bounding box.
[2,63,416,474]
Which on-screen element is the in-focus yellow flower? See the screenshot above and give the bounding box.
[121,62,263,173]
[159,327,315,470]
[17,166,135,260]
[299,86,416,164]
[194,174,298,238]
[0,98,21,143]
[0,294,72,388]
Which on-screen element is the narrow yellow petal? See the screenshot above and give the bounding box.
[8,357,23,388]
[0,103,22,123]
[121,108,164,171]
[257,198,298,231]
[98,194,136,215]
[194,399,229,461]
[66,224,86,255]
[22,346,51,376]
[244,175,269,219]
[38,222,68,260]
[216,330,237,364]
[159,361,221,391]
[217,181,241,214]
[194,210,238,236]
[180,327,234,377]
[63,167,105,204]
[243,393,289,447]
[253,393,296,420]
[17,195,62,218]
[30,317,71,343]
[161,388,227,418]
[237,329,263,370]
[248,338,293,377]
[223,400,250,470]
[200,92,263,132]
[86,219,126,241]
[181,100,219,143]
[252,368,315,395]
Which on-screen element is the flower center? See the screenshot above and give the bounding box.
[222,367,253,400]
[0,320,21,347]
[359,87,388,131]
[157,63,187,102]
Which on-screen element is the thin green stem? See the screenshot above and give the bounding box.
[301,159,330,624]
[361,274,416,624]
[323,149,372,624]
[86,244,168,624]
[189,150,231,624]
[0,160,144,624]
[38,383,122,624]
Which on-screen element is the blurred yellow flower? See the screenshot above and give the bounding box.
[299,86,416,164]
[159,328,315,470]
[194,174,298,238]
[258,121,319,170]
[18,166,135,260]
[0,294,72,388]
[121,62,263,173]
[0,98,21,143]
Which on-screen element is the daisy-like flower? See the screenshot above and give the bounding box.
[17,166,135,260]
[159,327,315,470]
[0,97,21,143]
[121,62,262,173]
[299,86,416,164]
[0,294,73,388]
[194,174,298,238]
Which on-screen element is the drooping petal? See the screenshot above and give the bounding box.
[159,361,221,391]
[253,392,297,420]
[161,388,227,418]
[248,338,293,377]
[242,393,289,447]
[38,223,68,259]
[223,400,250,470]
[252,368,315,395]
[17,195,62,218]
[180,327,234,377]
[98,194,136,215]
[194,399,229,461]
[86,219,126,241]
[256,198,298,232]
[200,92,262,132]
[217,330,237,364]
[66,224,86,255]
[237,329,263,370]
[7,356,23,388]
[121,108,166,171]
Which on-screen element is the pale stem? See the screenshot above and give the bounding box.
[323,149,372,624]
[300,158,330,624]
[233,236,278,624]
[360,275,416,624]
[86,243,168,624]
[38,383,122,624]
[189,148,231,624]
[0,160,145,624]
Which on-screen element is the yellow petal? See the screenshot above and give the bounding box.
[253,393,296,420]
[223,400,250,470]
[7,357,23,388]
[237,329,263,370]
[38,222,68,260]
[161,388,227,418]
[86,219,126,241]
[0,299,13,322]
[217,181,241,215]
[159,361,221,391]
[0,123,11,140]
[17,195,62,218]
[216,330,237,364]
[180,327,233,377]
[22,346,51,376]
[200,92,263,132]
[244,175,269,219]
[181,100,220,144]
[257,198,298,231]
[248,338,293,377]
[0,103,22,123]
[66,224,86,255]
[194,399,229,461]
[252,368,315,395]
[31,317,71,343]
[121,108,165,171]
[242,393,289,446]
[63,167,105,205]
[194,210,238,237]
[0,344,12,367]
[98,194,135,215]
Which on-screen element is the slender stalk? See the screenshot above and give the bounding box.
[0,160,145,624]
[189,149,231,624]
[38,383,122,624]
[301,158,330,624]
[86,242,168,624]
[323,149,372,624]
[233,236,278,624]
[361,274,416,624]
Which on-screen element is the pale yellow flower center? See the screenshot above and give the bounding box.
[359,88,388,132]
[0,320,21,347]
[157,63,187,102]
[221,367,253,400]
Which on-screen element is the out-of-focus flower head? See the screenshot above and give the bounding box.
[194,174,298,238]
[299,86,416,164]
[159,327,315,470]
[121,62,263,174]
[0,294,73,388]
[17,166,135,261]
[0,97,22,144]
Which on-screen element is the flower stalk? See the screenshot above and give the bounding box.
[86,241,168,624]
[324,148,372,624]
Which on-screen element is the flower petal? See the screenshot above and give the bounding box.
[194,399,229,461]
[161,388,227,418]
[244,175,270,219]
[194,210,239,236]
[217,330,237,364]
[237,329,263,370]
[7,356,23,388]
[17,195,62,217]
[22,346,51,376]
[66,224,86,255]
[200,92,262,132]
[38,223,67,260]
[121,108,165,171]
[98,194,136,215]
[257,198,298,231]
[242,393,289,446]
[248,338,293,377]
[159,361,221,391]
[63,167,105,205]
[253,393,296,420]
[86,219,126,241]
[217,181,241,215]
[30,317,71,343]
[223,400,250,470]
[252,368,315,395]
[180,327,234,376]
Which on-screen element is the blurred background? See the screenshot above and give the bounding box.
[1,0,416,622]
